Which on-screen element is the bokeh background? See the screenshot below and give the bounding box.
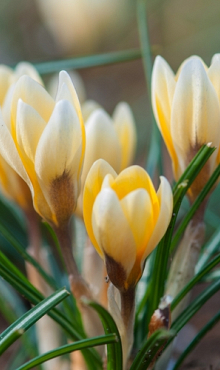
[1,1,220,369]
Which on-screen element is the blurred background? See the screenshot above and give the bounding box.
[1,0,220,369]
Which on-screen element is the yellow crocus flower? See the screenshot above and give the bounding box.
[152,55,220,200]
[0,62,43,210]
[83,159,173,291]
[76,103,136,217]
[0,70,85,228]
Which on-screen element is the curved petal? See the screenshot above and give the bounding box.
[12,62,43,85]
[83,159,117,256]
[143,176,173,260]
[82,100,101,121]
[151,56,178,173]
[111,165,159,222]
[112,102,136,170]
[0,116,32,191]
[92,187,136,277]
[81,109,121,187]
[0,65,13,105]
[120,189,154,259]
[11,75,54,139]
[208,54,220,102]
[175,55,208,80]
[56,71,85,181]
[171,58,220,176]
[16,99,47,164]
[35,99,83,185]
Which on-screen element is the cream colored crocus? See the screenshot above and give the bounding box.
[76,103,136,217]
[83,159,173,291]
[0,62,43,210]
[152,55,220,201]
[0,70,85,228]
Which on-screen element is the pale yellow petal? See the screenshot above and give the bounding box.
[111,165,159,222]
[171,58,220,176]
[35,99,82,185]
[0,65,13,106]
[208,54,220,102]
[1,84,16,131]
[12,62,43,85]
[0,116,32,191]
[143,176,173,260]
[83,159,117,257]
[11,75,54,138]
[81,109,121,187]
[175,55,208,81]
[92,187,136,277]
[151,56,178,173]
[120,189,154,259]
[112,102,136,170]
[82,100,101,121]
[16,99,47,164]
[56,71,85,180]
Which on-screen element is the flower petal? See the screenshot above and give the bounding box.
[35,99,82,185]
[112,102,136,170]
[0,65,13,105]
[92,187,136,277]
[171,58,220,176]
[16,99,47,164]
[82,100,101,121]
[120,189,154,259]
[151,56,178,173]
[11,75,54,138]
[83,159,117,257]
[143,176,173,260]
[81,109,121,186]
[111,165,160,222]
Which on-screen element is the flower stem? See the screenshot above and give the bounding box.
[54,223,80,279]
[120,288,136,369]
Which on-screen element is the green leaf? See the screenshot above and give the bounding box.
[16,334,117,370]
[86,300,123,370]
[171,278,220,335]
[136,0,162,177]
[173,310,220,369]
[171,163,220,252]
[0,288,69,355]
[171,253,220,311]
[130,329,175,370]
[33,49,141,75]
[196,226,220,273]
[0,260,101,368]
[147,144,216,324]
[0,222,57,290]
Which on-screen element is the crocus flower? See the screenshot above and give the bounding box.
[0,71,85,228]
[0,62,43,210]
[83,159,173,291]
[152,55,220,200]
[75,103,136,217]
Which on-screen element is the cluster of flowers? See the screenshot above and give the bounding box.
[1,53,220,366]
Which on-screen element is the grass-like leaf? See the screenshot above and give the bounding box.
[86,300,123,370]
[0,259,102,368]
[0,288,69,355]
[16,334,117,370]
[171,163,220,251]
[173,310,220,369]
[171,278,220,335]
[0,222,57,290]
[136,0,162,177]
[196,225,220,273]
[171,253,220,311]
[130,329,175,370]
[33,49,141,75]
[147,145,216,326]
